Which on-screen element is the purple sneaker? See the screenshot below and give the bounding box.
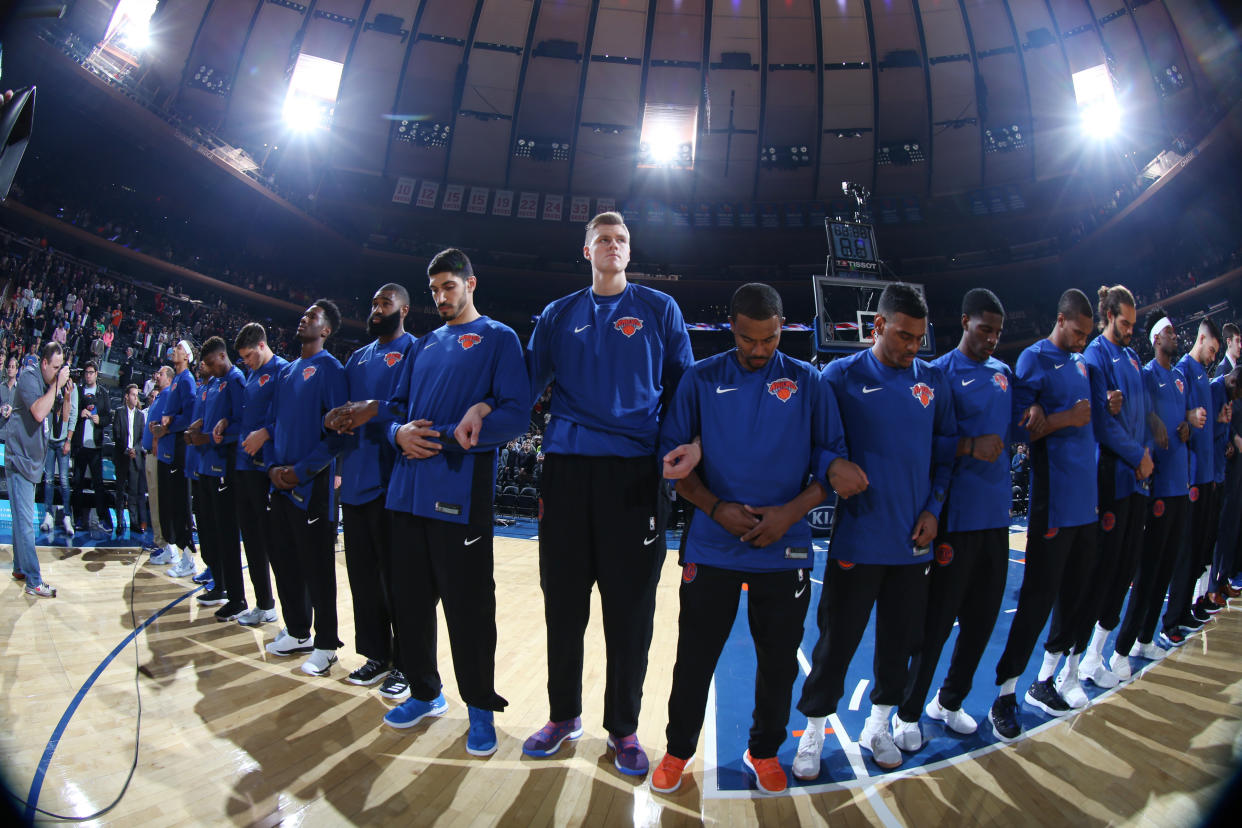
[522,717,583,757]
[607,733,649,776]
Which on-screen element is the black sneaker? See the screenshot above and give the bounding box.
[1185,608,1208,628]
[214,601,248,622]
[1024,678,1071,717]
[1160,628,1187,647]
[379,669,411,700]
[347,659,392,687]
[196,587,228,606]
[1194,597,1220,616]
[989,694,1022,743]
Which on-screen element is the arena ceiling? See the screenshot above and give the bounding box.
[45,0,1237,208]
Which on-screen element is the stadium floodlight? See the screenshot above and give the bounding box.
[647,131,680,164]
[282,53,345,133]
[1073,64,1121,140]
[638,103,697,169]
[103,0,158,55]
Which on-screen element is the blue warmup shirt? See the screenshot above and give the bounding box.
[658,349,846,572]
[1083,334,1150,499]
[1210,376,1230,485]
[236,354,288,472]
[1177,353,1214,485]
[141,389,167,454]
[1013,338,1098,528]
[185,379,211,480]
[162,367,198,434]
[199,366,245,478]
[526,283,693,457]
[1144,360,1190,498]
[933,348,1017,533]
[823,349,957,566]
[385,317,529,524]
[339,332,416,507]
[268,349,348,510]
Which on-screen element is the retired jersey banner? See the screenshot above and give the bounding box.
[759,203,780,229]
[392,177,416,205]
[492,189,514,216]
[671,202,691,228]
[693,202,713,228]
[715,202,735,227]
[441,183,465,212]
[467,187,490,214]
[783,203,805,228]
[738,204,757,228]
[645,200,666,225]
[415,180,439,209]
[569,196,592,223]
[516,192,540,219]
[596,197,616,215]
[542,194,564,222]
[620,200,640,224]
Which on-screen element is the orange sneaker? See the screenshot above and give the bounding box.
[743,750,787,794]
[651,753,691,793]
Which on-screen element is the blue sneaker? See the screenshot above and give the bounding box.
[383,694,448,730]
[607,733,649,776]
[192,567,214,585]
[522,717,583,757]
[466,707,498,756]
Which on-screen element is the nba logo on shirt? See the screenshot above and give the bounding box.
[767,378,798,402]
[258,374,271,386]
[458,333,482,350]
[910,382,934,407]
[992,372,1008,393]
[302,366,317,381]
[384,352,403,367]
[614,317,643,337]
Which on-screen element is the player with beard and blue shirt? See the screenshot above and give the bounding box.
[1164,317,1221,632]
[895,288,1019,750]
[648,283,861,795]
[1112,310,1193,665]
[151,340,199,579]
[522,212,694,776]
[322,284,416,694]
[231,324,288,629]
[263,301,348,679]
[1056,285,1154,706]
[989,289,1098,742]
[792,283,958,777]
[184,363,216,596]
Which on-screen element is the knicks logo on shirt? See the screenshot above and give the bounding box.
[1189,486,1200,503]
[767,378,798,402]
[910,383,934,408]
[458,333,482,350]
[1153,499,1166,517]
[384,352,403,367]
[935,543,954,566]
[1175,378,1184,394]
[258,374,271,387]
[992,372,1008,393]
[1130,357,1140,373]
[614,317,643,337]
[302,366,317,381]
[1101,511,1116,532]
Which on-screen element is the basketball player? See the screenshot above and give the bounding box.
[792,283,957,778]
[1111,310,1192,667]
[199,337,248,621]
[1212,322,1242,601]
[232,324,286,628]
[1057,285,1152,705]
[185,363,216,596]
[264,301,348,677]
[649,283,861,794]
[143,367,172,563]
[523,212,694,776]
[894,288,1016,748]
[150,340,198,578]
[989,289,1097,742]
[1206,365,1242,605]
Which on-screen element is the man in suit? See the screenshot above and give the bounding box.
[118,347,138,391]
[71,361,113,539]
[112,382,148,537]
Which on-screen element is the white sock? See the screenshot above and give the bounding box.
[867,704,893,729]
[1037,650,1061,681]
[165,543,178,556]
[805,716,828,737]
[1194,571,1211,601]
[1000,678,1018,696]
[1087,624,1110,659]
[1060,652,1080,680]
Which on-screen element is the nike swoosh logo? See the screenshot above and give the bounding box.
[643,535,659,546]
[1112,357,1122,363]
[794,584,808,599]
[1158,382,1167,388]
[424,342,438,349]
[574,325,591,333]
[716,386,738,394]
[464,537,482,546]
[862,386,882,394]
[169,468,178,474]
[307,517,320,525]
[960,379,975,387]
[1054,363,1066,370]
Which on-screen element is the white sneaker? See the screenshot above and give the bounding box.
[167,553,196,578]
[1078,654,1118,689]
[1054,668,1089,709]
[40,513,53,533]
[890,713,923,752]
[791,723,825,781]
[265,628,313,657]
[1109,652,1132,683]
[1129,641,1166,661]
[236,607,279,627]
[148,547,174,565]
[859,719,902,769]
[301,648,338,676]
[63,516,75,536]
[925,692,978,735]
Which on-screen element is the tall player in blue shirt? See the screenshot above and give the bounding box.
[649,283,860,795]
[325,284,415,692]
[1206,365,1242,606]
[895,288,1018,749]
[1213,323,1242,599]
[1058,285,1153,705]
[263,301,348,678]
[990,289,1098,742]
[1164,317,1221,632]
[150,340,199,578]
[523,212,694,776]
[792,283,958,778]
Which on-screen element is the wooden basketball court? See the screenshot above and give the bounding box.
[1,534,1239,826]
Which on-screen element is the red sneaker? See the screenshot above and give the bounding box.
[743,750,787,794]
[651,753,690,793]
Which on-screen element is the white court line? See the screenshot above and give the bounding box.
[701,677,720,797]
[847,679,869,712]
[811,577,823,585]
[1005,608,1017,614]
[797,647,813,675]
[1008,557,1025,564]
